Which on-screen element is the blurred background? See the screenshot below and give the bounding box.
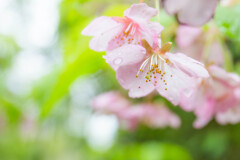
[0,0,240,159]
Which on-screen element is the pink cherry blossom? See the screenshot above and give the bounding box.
[91,91,130,114]
[112,41,209,105]
[180,65,240,128]
[81,3,164,52]
[119,103,181,130]
[216,105,240,125]
[176,25,224,66]
[91,91,181,130]
[162,0,218,26]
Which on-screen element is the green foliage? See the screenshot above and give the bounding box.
[0,35,19,69]
[40,51,105,118]
[141,142,192,160]
[103,4,129,17]
[215,5,240,41]
[94,142,192,160]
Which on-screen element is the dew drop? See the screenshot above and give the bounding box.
[113,58,122,65]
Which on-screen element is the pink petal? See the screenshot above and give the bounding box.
[104,45,146,70]
[177,0,218,26]
[209,65,240,87]
[135,104,181,129]
[216,107,240,125]
[81,16,120,36]
[139,22,164,48]
[148,22,164,36]
[180,80,204,111]
[166,52,209,78]
[116,63,155,98]
[106,31,141,51]
[162,0,189,14]
[176,25,202,48]
[207,42,224,66]
[89,24,122,52]
[169,114,181,128]
[163,0,218,26]
[156,63,195,105]
[193,96,216,128]
[235,88,240,99]
[91,92,130,114]
[124,3,158,22]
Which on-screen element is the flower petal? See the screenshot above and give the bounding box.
[139,22,164,47]
[104,45,146,70]
[163,0,189,14]
[180,80,203,111]
[177,0,218,26]
[216,107,240,125]
[89,24,122,52]
[81,16,120,36]
[166,52,209,78]
[163,0,218,26]
[193,96,216,128]
[124,3,158,22]
[116,63,155,98]
[209,65,240,87]
[148,22,164,36]
[176,25,202,48]
[156,63,195,105]
[91,92,130,114]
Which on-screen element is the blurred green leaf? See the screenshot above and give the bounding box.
[215,5,240,41]
[0,96,22,124]
[0,35,20,69]
[161,143,192,160]
[202,130,228,159]
[40,50,105,119]
[103,4,129,17]
[101,142,192,160]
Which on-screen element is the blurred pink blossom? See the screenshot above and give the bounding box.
[91,91,130,114]
[180,65,240,128]
[81,3,163,52]
[110,41,209,105]
[162,0,218,26]
[91,91,181,130]
[176,25,224,66]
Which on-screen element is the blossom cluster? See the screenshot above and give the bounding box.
[82,3,240,129]
[91,92,180,130]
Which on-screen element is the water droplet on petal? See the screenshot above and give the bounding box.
[113,58,122,65]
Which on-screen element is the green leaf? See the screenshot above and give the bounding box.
[103,4,129,17]
[140,142,192,160]
[215,5,240,41]
[39,49,105,119]
[0,35,20,69]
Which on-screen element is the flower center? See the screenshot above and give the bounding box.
[109,17,141,49]
[136,42,173,90]
[136,53,172,90]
